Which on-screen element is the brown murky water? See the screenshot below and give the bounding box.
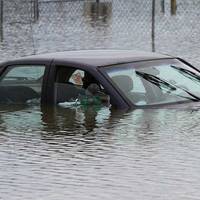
[1,0,200,199]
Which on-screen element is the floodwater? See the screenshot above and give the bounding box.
[1,105,200,200]
[1,0,200,199]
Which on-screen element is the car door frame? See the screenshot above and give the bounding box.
[47,60,130,109]
[0,58,52,105]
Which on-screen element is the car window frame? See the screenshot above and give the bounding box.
[48,60,129,108]
[0,59,52,105]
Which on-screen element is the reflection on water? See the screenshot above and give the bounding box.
[1,104,200,199]
[84,2,112,26]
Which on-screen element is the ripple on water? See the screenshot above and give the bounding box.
[0,105,200,199]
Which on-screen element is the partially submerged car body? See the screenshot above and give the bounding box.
[0,50,199,109]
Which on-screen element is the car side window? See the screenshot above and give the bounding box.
[0,65,45,104]
[55,67,110,106]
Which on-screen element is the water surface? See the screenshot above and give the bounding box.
[1,105,200,199]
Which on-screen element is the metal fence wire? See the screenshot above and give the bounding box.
[0,0,200,65]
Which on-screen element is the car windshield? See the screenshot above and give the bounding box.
[104,59,200,106]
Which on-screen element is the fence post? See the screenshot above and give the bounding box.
[151,0,155,52]
[33,0,39,22]
[161,0,165,13]
[171,0,176,15]
[0,0,3,42]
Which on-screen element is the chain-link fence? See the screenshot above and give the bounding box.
[0,0,200,66]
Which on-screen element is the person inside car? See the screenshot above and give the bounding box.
[80,73,110,106]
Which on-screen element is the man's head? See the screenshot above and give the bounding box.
[86,83,101,95]
[82,73,98,89]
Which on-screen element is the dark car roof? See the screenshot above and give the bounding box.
[8,50,173,67]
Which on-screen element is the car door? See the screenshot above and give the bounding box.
[0,60,51,105]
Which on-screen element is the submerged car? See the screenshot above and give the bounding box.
[1,50,200,109]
